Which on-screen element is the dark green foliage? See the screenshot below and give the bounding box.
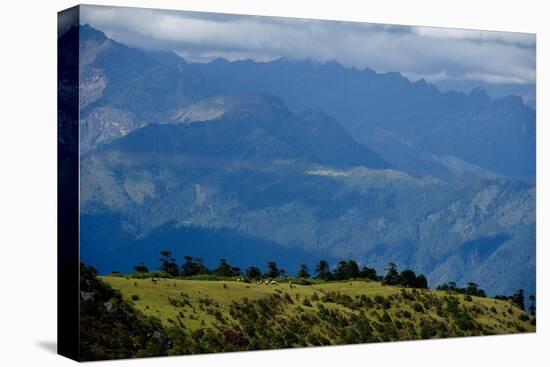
[383,263,400,285]
[79,263,169,361]
[181,256,211,277]
[381,264,429,288]
[415,275,428,289]
[315,260,332,280]
[512,289,525,310]
[420,319,437,339]
[245,266,262,279]
[133,263,149,273]
[159,251,180,277]
[297,264,310,278]
[495,289,526,310]
[333,260,361,280]
[400,269,417,288]
[360,266,378,280]
[444,296,481,333]
[212,258,241,277]
[373,295,392,310]
[266,261,283,278]
[437,281,486,297]
[466,283,487,298]
[436,281,457,291]
[81,255,531,360]
[168,294,191,308]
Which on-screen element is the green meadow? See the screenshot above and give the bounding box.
[102,276,535,342]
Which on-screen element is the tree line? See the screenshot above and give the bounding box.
[130,251,429,289]
[436,281,534,314]
[129,251,536,312]
[130,251,537,310]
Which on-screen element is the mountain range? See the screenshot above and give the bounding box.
[65,24,536,296]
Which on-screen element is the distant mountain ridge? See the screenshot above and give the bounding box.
[67,24,536,297]
[104,94,389,169]
[75,24,535,180]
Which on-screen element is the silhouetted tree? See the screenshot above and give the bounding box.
[360,266,378,280]
[133,263,149,273]
[245,266,262,279]
[439,281,487,297]
[415,274,428,289]
[383,262,400,285]
[512,289,525,310]
[465,282,486,297]
[213,258,241,277]
[266,261,282,278]
[193,258,211,275]
[400,269,417,288]
[181,256,194,277]
[437,281,463,292]
[315,260,332,280]
[333,261,351,280]
[347,260,360,278]
[297,264,310,278]
[160,251,179,277]
[181,256,211,276]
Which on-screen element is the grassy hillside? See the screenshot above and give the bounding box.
[101,276,535,355]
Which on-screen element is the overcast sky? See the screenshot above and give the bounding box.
[80,5,536,98]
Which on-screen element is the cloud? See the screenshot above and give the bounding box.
[80,5,536,85]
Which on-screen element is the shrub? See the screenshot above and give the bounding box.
[374,295,391,309]
[131,294,140,301]
[307,334,322,346]
[420,322,436,339]
[380,312,392,323]
[413,303,424,313]
[455,314,476,332]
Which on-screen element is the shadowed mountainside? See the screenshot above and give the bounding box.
[72,24,536,297]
